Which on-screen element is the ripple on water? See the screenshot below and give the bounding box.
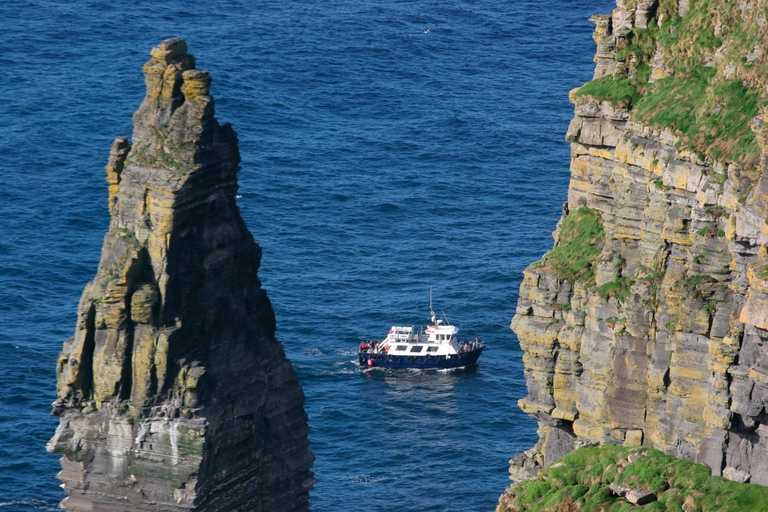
[0,0,612,510]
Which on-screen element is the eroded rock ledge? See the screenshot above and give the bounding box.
[47,38,314,511]
[500,0,768,508]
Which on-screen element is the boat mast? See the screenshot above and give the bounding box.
[430,287,436,324]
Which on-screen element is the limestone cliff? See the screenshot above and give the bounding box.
[502,0,768,502]
[47,38,314,511]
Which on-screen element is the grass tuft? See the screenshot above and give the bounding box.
[534,207,605,284]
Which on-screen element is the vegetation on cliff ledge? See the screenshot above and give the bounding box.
[574,0,766,164]
[505,446,768,512]
[534,207,605,284]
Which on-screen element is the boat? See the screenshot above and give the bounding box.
[358,293,485,369]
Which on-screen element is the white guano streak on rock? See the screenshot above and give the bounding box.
[170,419,179,466]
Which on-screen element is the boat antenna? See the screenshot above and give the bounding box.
[430,287,436,324]
[441,310,450,326]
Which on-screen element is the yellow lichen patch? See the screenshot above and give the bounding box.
[553,384,579,410]
[614,227,643,240]
[153,331,171,391]
[585,147,616,161]
[651,67,670,81]
[661,217,694,245]
[181,70,211,99]
[130,326,156,407]
[570,154,595,181]
[671,364,709,382]
[740,289,768,330]
[611,163,631,180]
[624,429,643,447]
[667,167,690,191]
[572,420,603,441]
[149,38,187,63]
[515,322,558,353]
[746,250,768,293]
[557,327,583,351]
[614,140,631,163]
[748,366,768,385]
[552,407,578,422]
[518,399,553,415]
[92,329,130,406]
[708,336,739,370]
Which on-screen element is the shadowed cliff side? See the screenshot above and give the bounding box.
[500,0,768,508]
[47,38,314,511]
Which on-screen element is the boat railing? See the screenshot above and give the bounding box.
[358,341,390,354]
[359,338,483,354]
[458,339,483,353]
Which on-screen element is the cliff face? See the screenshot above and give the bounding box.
[504,0,768,497]
[47,38,314,511]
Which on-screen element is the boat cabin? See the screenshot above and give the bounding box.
[383,321,460,357]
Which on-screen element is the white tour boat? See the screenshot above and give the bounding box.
[358,295,484,369]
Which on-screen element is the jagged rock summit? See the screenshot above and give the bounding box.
[47,38,314,511]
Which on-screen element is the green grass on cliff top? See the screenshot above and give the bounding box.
[576,76,642,109]
[535,207,604,284]
[573,0,766,165]
[513,445,768,512]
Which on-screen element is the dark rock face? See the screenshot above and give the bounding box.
[47,38,314,511]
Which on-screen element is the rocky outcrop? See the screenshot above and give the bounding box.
[502,0,768,503]
[498,446,768,511]
[47,38,314,511]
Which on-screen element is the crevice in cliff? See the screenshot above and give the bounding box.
[118,329,134,401]
[81,303,96,401]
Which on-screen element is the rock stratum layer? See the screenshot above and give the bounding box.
[47,38,313,511]
[502,0,768,505]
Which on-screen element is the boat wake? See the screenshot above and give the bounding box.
[345,474,386,484]
[0,499,58,511]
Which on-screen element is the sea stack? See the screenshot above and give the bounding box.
[47,38,314,511]
[503,0,768,500]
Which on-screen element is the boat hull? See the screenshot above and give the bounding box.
[359,347,484,369]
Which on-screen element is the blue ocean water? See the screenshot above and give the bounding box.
[0,1,612,510]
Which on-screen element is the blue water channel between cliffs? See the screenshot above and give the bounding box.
[0,1,613,510]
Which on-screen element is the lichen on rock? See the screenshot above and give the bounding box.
[502,0,768,505]
[47,38,314,511]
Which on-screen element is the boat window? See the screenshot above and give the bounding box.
[410,345,424,353]
[396,345,407,351]
[427,346,438,353]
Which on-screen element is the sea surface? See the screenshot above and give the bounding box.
[0,1,612,510]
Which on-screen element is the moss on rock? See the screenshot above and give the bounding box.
[534,207,605,284]
[500,446,768,512]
